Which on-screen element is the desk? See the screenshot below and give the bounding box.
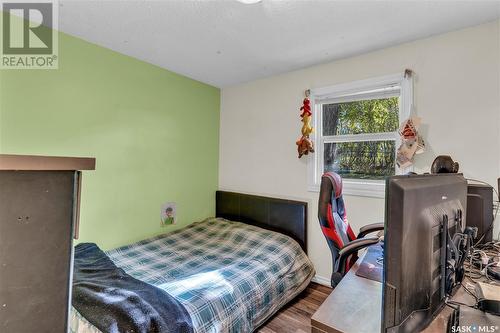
[311,252,475,333]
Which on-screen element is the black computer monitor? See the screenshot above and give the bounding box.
[382,173,467,333]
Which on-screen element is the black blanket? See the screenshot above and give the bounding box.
[72,243,193,333]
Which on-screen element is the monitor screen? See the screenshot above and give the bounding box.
[382,173,467,333]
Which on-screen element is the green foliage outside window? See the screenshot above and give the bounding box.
[323,97,399,179]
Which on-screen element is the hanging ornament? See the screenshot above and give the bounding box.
[296,90,315,158]
[396,117,425,168]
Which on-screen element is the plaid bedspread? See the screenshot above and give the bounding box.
[70,217,315,333]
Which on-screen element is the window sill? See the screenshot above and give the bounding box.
[308,179,386,198]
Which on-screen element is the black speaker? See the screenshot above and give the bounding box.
[466,183,494,243]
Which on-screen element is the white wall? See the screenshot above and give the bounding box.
[219,21,500,283]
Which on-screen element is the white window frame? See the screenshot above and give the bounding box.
[307,73,413,197]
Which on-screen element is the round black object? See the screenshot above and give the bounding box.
[488,265,500,281]
[431,155,460,174]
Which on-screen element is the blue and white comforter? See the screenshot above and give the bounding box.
[71,217,315,333]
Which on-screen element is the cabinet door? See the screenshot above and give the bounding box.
[0,171,77,333]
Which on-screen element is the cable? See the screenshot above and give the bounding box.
[464,242,500,283]
[447,299,475,309]
[444,298,460,311]
[461,282,478,302]
[445,298,462,310]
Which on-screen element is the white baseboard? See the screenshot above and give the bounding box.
[311,275,331,287]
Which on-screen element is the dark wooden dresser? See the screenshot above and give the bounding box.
[0,154,95,333]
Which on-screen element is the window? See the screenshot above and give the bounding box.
[308,73,413,197]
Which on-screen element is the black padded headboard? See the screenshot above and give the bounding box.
[216,191,307,253]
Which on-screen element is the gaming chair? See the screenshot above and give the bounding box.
[318,172,384,287]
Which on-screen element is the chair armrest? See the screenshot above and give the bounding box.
[357,222,384,239]
[335,236,380,276]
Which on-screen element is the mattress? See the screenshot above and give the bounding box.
[70,217,315,333]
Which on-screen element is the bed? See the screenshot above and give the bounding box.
[70,191,314,333]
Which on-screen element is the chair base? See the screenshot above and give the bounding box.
[331,272,343,288]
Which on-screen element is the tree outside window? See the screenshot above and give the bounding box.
[322,97,399,180]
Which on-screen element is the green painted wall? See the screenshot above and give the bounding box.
[0,32,220,250]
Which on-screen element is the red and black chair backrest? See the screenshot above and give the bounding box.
[318,172,358,274]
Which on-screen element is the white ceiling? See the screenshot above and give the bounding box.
[58,0,500,87]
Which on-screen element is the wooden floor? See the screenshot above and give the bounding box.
[258,283,333,333]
